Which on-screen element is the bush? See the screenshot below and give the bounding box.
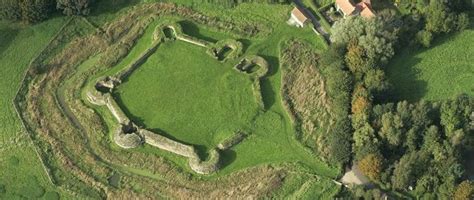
[454,180,474,200]
[456,13,470,31]
[0,0,54,23]
[57,0,94,16]
[416,30,433,48]
[0,0,21,21]
[326,120,352,165]
[358,153,383,181]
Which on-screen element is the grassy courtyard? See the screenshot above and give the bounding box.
[115,40,260,151]
[387,24,474,101]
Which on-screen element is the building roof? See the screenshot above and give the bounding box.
[336,0,356,16]
[357,2,376,18]
[291,7,308,23]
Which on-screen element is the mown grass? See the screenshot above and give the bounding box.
[115,40,260,151]
[387,25,474,102]
[0,18,70,199]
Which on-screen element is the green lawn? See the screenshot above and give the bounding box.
[115,40,260,152]
[387,27,474,102]
[0,18,69,199]
[90,3,337,178]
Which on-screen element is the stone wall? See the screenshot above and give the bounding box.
[85,21,253,175]
[114,126,143,149]
[217,131,247,150]
[189,149,220,174]
[140,129,198,159]
[234,55,270,109]
[105,96,130,124]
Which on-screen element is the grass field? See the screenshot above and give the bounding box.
[88,11,336,177]
[387,24,474,102]
[115,40,259,152]
[0,18,70,199]
[1,1,340,198]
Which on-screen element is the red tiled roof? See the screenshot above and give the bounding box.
[357,2,375,18]
[291,7,308,23]
[336,0,356,15]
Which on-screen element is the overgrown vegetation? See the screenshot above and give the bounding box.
[0,0,94,23]
[281,40,352,166]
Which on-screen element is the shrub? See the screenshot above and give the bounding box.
[416,30,433,48]
[57,0,94,16]
[456,13,470,31]
[0,0,21,21]
[454,180,474,200]
[0,0,54,23]
[358,153,383,181]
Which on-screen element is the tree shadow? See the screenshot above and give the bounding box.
[88,0,142,16]
[178,20,218,43]
[0,26,19,56]
[385,24,474,103]
[385,54,426,102]
[463,149,474,181]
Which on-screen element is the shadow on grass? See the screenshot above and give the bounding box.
[179,20,218,43]
[259,55,279,109]
[89,0,142,16]
[0,26,19,56]
[385,54,426,102]
[238,39,252,54]
[385,24,474,103]
[218,149,237,170]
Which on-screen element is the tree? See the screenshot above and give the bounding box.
[379,112,404,146]
[456,13,470,31]
[331,16,397,64]
[330,16,366,45]
[416,30,433,47]
[325,121,352,165]
[1,0,54,23]
[441,99,462,136]
[0,0,21,21]
[454,180,474,200]
[363,69,389,93]
[353,123,377,148]
[425,1,454,34]
[391,151,428,190]
[358,153,383,181]
[57,0,93,16]
[19,0,54,24]
[345,39,369,75]
[352,96,369,116]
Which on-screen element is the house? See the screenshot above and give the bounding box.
[288,7,308,28]
[335,0,375,19]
